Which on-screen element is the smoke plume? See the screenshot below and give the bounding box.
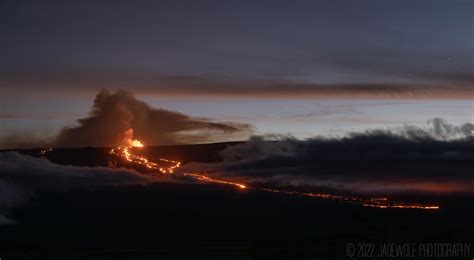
[54,89,252,147]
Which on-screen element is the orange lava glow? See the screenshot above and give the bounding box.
[130,139,144,147]
[110,146,181,174]
[88,136,441,211]
[259,188,439,210]
[122,128,144,148]
[184,173,247,189]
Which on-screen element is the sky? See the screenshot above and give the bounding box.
[0,0,473,147]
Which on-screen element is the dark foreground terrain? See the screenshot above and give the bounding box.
[1,144,473,259]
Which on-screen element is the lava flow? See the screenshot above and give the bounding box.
[184,173,247,189]
[260,189,439,210]
[107,138,440,211]
[110,146,181,174]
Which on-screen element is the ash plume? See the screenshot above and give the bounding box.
[54,89,252,147]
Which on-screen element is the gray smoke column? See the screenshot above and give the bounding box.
[54,89,252,147]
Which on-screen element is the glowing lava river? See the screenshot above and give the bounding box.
[106,141,440,211]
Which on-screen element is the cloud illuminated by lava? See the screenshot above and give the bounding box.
[53,89,253,148]
[122,128,144,147]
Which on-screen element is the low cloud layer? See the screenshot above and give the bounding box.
[0,152,152,225]
[54,89,252,147]
[179,118,474,195]
[1,118,473,224]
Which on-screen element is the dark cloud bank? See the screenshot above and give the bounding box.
[1,118,473,225]
[0,152,152,225]
[180,118,474,195]
[3,72,474,99]
[55,89,252,147]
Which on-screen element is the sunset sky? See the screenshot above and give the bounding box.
[1,0,473,147]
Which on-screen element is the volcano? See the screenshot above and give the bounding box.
[1,142,473,259]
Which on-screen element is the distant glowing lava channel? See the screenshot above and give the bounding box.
[106,136,440,211]
[183,173,247,189]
